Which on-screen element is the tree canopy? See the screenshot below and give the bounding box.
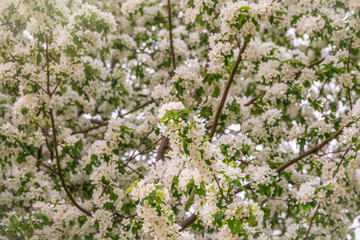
[0,0,360,239]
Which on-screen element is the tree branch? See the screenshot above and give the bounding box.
[275,121,353,172]
[49,109,92,216]
[155,137,169,161]
[304,205,320,238]
[45,35,51,96]
[244,91,265,107]
[71,99,154,135]
[167,0,176,71]
[209,41,247,140]
[126,137,164,165]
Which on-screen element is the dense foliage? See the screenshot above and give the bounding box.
[1,0,360,239]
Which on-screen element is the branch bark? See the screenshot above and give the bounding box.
[209,41,247,140]
[50,109,92,216]
[275,121,353,172]
[156,0,176,161]
[167,0,176,71]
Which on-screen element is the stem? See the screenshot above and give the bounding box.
[244,91,265,107]
[49,109,92,216]
[209,41,247,140]
[129,129,155,160]
[333,146,351,178]
[45,35,51,96]
[347,40,353,110]
[275,121,353,172]
[214,176,228,201]
[118,99,154,118]
[304,205,320,238]
[72,99,153,135]
[126,137,164,165]
[167,0,176,71]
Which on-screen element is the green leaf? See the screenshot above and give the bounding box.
[78,216,87,227]
[168,214,174,223]
[239,6,251,10]
[125,185,135,195]
[155,185,164,190]
[180,109,193,114]
[9,215,19,226]
[37,53,42,65]
[159,115,169,124]
[211,86,220,98]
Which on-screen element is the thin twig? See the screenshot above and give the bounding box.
[332,145,351,178]
[117,99,154,118]
[129,129,155,160]
[121,163,144,178]
[304,205,320,238]
[214,176,228,201]
[244,91,265,107]
[127,137,164,165]
[71,100,154,135]
[305,145,351,238]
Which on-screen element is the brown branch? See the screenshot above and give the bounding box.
[25,78,48,94]
[71,122,107,135]
[347,41,353,110]
[315,149,350,157]
[117,99,154,118]
[71,99,154,135]
[128,129,155,160]
[121,162,144,178]
[45,35,51,96]
[110,56,118,72]
[67,0,73,8]
[333,145,351,178]
[51,79,62,96]
[209,41,247,140]
[49,109,92,216]
[275,121,353,172]
[45,44,91,216]
[214,176,228,201]
[244,91,265,107]
[126,137,164,165]
[179,214,198,231]
[9,53,17,62]
[234,35,241,49]
[155,137,169,162]
[294,50,337,76]
[167,0,176,71]
[316,78,328,100]
[304,205,320,238]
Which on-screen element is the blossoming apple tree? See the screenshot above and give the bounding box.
[1,0,360,239]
